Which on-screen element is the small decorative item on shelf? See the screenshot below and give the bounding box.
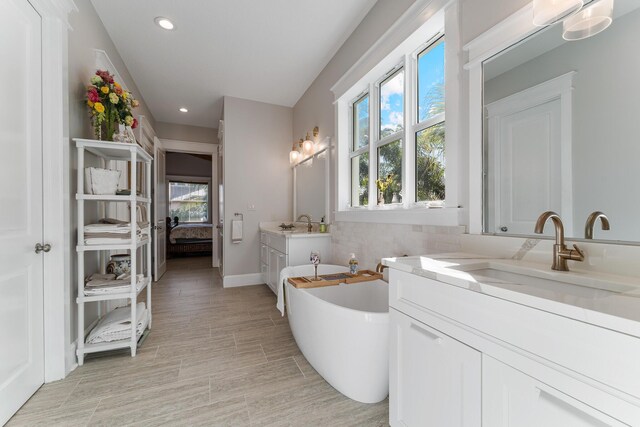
[375,174,395,206]
[106,254,131,275]
[86,69,139,141]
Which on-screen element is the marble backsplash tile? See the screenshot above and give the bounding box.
[329,221,640,278]
[329,222,465,270]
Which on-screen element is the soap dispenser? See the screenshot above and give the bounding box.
[348,253,359,275]
[319,216,327,233]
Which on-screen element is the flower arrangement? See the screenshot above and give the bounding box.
[375,174,395,192]
[86,70,139,141]
[375,174,395,205]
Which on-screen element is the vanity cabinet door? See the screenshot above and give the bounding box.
[267,249,287,296]
[483,356,623,427]
[389,309,481,427]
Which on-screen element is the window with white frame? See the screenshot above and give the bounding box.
[346,34,446,208]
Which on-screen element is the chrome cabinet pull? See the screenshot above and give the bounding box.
[35,243,51,254]
[410,322,442,343]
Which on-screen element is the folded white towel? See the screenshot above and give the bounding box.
[86,303,148,343]
[231,220,243,243]
[277,264,347,316]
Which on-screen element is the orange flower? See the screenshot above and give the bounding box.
[101,86,109,94]
[94,102,105,113]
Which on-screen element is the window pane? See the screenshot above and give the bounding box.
[377,140,402,204]
[169,182,209,222]
[379,70,404,139]
[353,94,369,150]
[417,38,445,123]
[416,123,445,202]
[351,152,369,207]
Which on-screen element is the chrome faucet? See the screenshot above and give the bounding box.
[297,214,313,232]
[584,211,610,239]
[534,211,584,271]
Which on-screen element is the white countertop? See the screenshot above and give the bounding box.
[260,222,331,238]
[382,253,640,338]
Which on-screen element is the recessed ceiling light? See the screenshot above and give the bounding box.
[154,17,175,31]
[179,107,188,113]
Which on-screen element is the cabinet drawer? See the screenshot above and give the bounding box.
[390,308,481,426]
[269,234,287,254]
[483,356,626,427]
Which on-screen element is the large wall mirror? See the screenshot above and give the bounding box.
[482,0,640,243]
[294,149,329,223]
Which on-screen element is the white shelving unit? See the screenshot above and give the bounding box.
[74,138,153,365]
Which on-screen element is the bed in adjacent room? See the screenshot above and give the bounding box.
[166,217,213,257]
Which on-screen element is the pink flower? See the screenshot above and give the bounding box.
[132,118,138,129]
[95,70,114,84]
[87,88,100,103]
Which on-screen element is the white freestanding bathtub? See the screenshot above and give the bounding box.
[284,265,389,403]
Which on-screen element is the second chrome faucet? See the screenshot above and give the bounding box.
[534,211,585,271]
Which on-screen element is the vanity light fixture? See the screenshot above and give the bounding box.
[290,127,320,166]
[154,16,175,31]
[289,140,302,165]
[562,0,614,40]
[179,107,188,113]
[302,126,320,156]
[533,0,584,26]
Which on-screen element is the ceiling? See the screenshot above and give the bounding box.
[91,0,377,129]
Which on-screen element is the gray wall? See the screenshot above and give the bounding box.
[156,122,218,144]
[66,0,157,372]
[223,96,293,277]
[484,8,640,241]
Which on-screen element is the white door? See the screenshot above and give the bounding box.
[0,0,45,424]
[490,99,563,236]
[153,142,166,280]
[483,356,621,426]
[389,309,481,427]
[217,145,224,275]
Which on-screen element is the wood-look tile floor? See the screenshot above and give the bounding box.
[9,256,389,426]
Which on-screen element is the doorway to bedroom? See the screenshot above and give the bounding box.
[165,152,217,266]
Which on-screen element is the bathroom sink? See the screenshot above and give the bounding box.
[447,262,636,298]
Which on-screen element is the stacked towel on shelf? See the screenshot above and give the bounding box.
[86,302,148,344]
[84,273,145,295]
[84,222,147,245]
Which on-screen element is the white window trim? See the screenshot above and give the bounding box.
[335,1,461,226]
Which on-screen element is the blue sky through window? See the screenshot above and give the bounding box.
[418,39,445,123]
[380,70,404,138]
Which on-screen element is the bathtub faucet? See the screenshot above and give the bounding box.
[297,214,313,232]
[376,263,388,273]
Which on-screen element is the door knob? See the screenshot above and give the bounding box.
[35,243,51,254]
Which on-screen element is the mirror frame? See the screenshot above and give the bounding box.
[293,148,330,224]
[464,1,639,245]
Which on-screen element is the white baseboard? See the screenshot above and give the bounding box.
[63,316,101,378]
[223,273,264,288]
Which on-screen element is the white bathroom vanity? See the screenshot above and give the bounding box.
[384,254,640,426]
[259,224,332,295]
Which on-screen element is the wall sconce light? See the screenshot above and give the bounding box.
[533,0,584,26]
[563,0,613,40]
[289,139,303,165]
[290,127,319,166]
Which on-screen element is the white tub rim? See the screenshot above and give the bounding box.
[285,280,389,318]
